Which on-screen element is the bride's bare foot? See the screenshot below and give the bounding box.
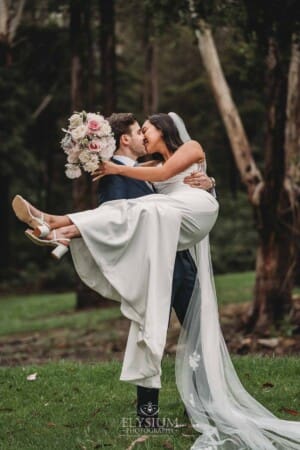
[43,225,80,243]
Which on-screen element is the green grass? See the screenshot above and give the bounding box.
[0,273,299,448]
[214,271,255,305]
[0,357,298,450]
[0,293,121,336]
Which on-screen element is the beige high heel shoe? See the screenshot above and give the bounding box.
[25,229,70,259]
[12,195,51,237]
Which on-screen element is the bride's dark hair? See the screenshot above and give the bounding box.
[148,113,183,152]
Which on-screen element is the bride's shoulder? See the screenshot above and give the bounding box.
[182,139,202,149]
[179,140,204,158]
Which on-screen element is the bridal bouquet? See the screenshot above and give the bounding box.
[61,111,116,179]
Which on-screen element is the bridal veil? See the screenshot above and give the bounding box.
[169,112,300,450]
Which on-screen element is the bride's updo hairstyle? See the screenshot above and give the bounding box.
[148,113,183,153]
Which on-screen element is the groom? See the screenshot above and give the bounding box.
[96,112,215,427]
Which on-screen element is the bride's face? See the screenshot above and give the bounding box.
[142,120,163,154]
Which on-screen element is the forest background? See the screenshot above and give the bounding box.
[0,0,299,334]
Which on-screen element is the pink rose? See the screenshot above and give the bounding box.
[87,119,101,132]
[88,140,101,152]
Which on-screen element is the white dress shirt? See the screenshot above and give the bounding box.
[113,155,154,190]
[113,155,137,167]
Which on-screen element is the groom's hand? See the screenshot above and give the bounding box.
[92,161,121,181]
[184,172,215,191]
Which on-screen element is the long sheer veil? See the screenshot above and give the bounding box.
[168,112,300,449]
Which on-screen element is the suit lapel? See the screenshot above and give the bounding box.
[111,157,154,193]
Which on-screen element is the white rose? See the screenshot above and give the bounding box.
[98,122,112,137]
[61,133,73,151]
[69,113,83,129]
[79,149,91,164]
[83,158,99,173]
[64,143,80,156]
[65,164,82,179]
[71,124,88,141]
[99,136,116,160]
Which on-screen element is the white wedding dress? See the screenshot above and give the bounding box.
[68,163,218,389]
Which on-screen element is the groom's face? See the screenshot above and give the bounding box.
[128,121,147,158]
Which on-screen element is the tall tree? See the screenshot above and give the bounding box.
[70,0,104,309]
[143,10,159,115]
[187,0,300,331]
[99,0,116,115]
[285,36,300,286]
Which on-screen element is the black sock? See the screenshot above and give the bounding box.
[136,386,159,427]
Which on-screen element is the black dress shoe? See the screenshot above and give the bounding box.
[136,386,160,429]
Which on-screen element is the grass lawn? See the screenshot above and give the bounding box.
[0,357,299,450]
[0,271,257,337]
[0,271,299,449]
[0,293,120,337]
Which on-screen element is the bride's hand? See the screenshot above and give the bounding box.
[92,160,120,181]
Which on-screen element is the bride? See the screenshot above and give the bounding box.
[12,113,300,449]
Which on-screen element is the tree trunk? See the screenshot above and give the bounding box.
[188,5,298,331]
[245,37,296,331]
[192,19,263,200]
[99,0,116,116]
[143,14,159,116]
[0,175,11,270]
[284,35,300,286]
[70,0,106,309]
[83,1,95,110]
[0,42,11,270]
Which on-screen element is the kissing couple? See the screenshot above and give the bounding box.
[12,112,300,449]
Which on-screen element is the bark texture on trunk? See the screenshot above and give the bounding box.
[285,36,300,286]
[285,38,300,176]
[249,191,296,331]
[99,0,116,116]
[0,175,10,271]
[143,14,158,116]
[0,0,26,45]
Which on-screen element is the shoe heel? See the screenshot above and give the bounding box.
[34,224,50,238]
[51,244,69,260]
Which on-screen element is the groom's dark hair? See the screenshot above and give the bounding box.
[148,113,183,153]
[107,113,137,149]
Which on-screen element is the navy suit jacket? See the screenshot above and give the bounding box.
[98,159,153,203]
[97,158,196,325]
